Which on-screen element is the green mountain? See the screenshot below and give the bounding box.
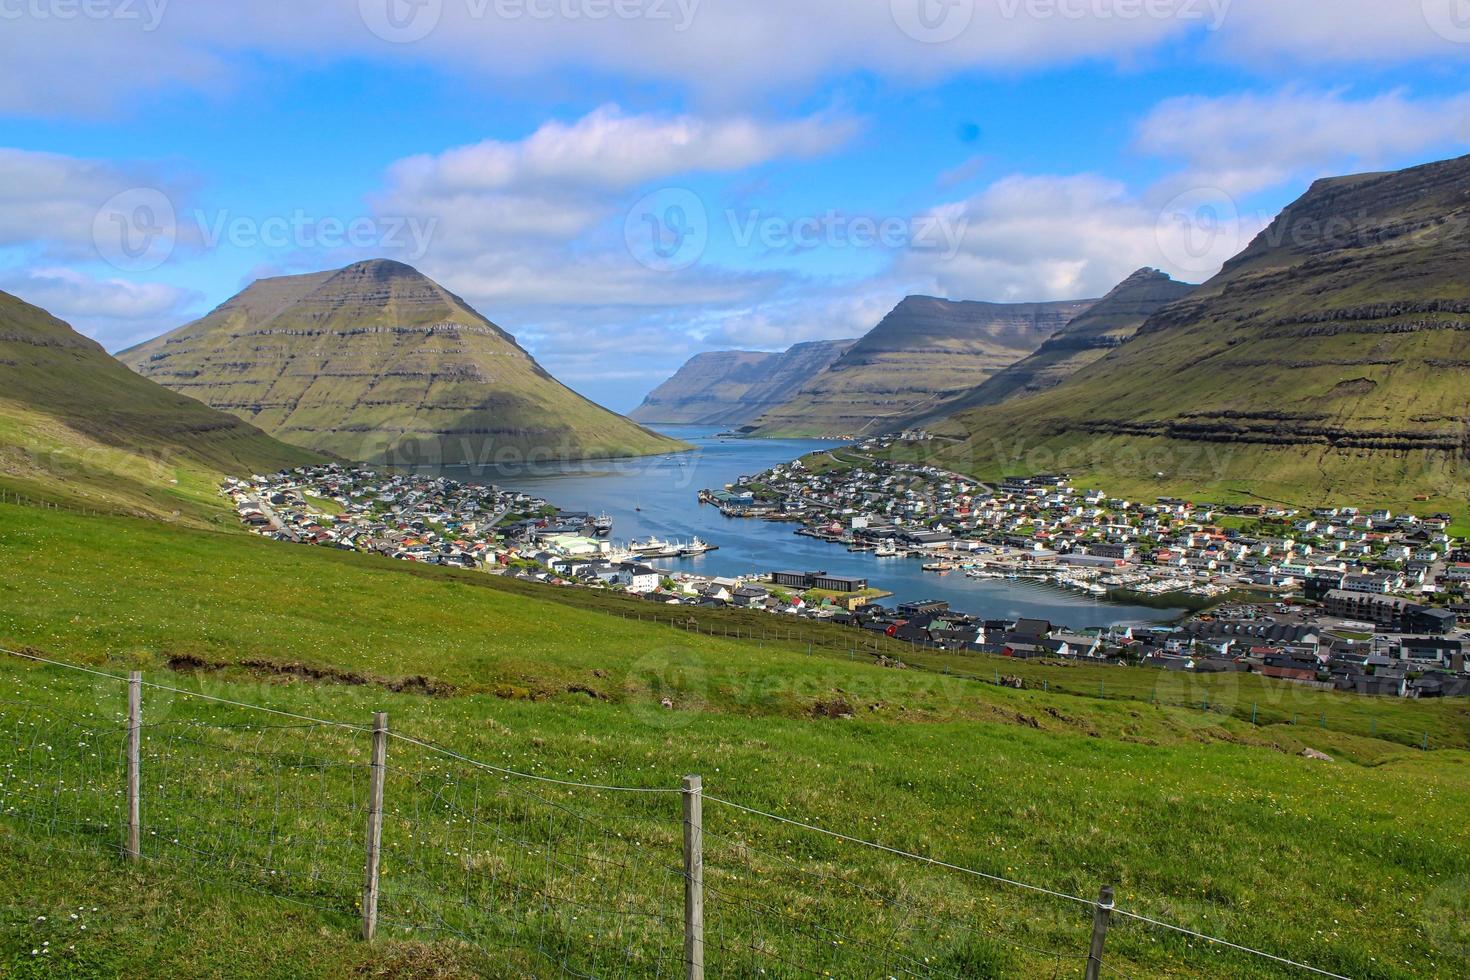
[0,289,318,523]
[906,269,1196,426]
[630,338,856,426]
[930,154,1470,508]
[746,295,1096,438]
[120,260,686,465]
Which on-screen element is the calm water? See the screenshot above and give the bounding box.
[431,425,1182,629]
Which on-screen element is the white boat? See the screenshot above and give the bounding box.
[875,539,899,557]
[679,537,715,556]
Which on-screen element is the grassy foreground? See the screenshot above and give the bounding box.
[2,504,1469,977]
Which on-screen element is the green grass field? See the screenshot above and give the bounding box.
[2,504,1469,977]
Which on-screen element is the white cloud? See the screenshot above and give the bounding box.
[0,148,179,258]
[365,105,857,352]
[373,106,856,261]
[702,287,904,350]
[386,105,857,194]
[1217,2,1470,63]
[1,1,1466,118]
[901,175,1169,300]
[0,14,224,117]
[0,266,197,350]
[1136,89,1470,198]
[0,1,1239,117]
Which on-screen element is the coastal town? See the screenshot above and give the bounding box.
[226,458,1470,699]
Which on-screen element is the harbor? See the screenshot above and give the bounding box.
[429,426,1186,627]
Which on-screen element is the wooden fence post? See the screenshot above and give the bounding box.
[362,712,388,941]
[1084,885,1114,980]
[683,774,705,980]
[126,672,141,862]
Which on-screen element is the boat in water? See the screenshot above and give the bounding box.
[592,512,613,537]
[630,536,678,557]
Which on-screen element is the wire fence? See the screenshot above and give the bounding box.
[0,648,1356,978]
[0,489,120,519]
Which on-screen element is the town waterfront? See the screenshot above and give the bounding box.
[431,425,1184,627]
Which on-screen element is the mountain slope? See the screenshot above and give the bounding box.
[121,260,686,465]
[0,289,319,523]
[746,295,1097,438]
[931,154,1470,508]
[907,269,1196,426]
[630,338,856,426]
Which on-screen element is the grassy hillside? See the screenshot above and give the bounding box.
[120,260,686,465]
[2,502,1467,977]
[0,290,319,525]
[909,268,1197,426]
[930,155,1470,510]
[747,295,1096,438]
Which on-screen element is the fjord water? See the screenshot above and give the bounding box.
[439,425,1183,628]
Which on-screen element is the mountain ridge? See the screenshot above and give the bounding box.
[928,153,1470,507]
[630,338,857,426]
[745,294,1098,438]
[121,260,685,465]
[902,268,1197,426]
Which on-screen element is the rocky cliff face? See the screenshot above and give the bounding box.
[746,295,1096,438]
[631,339,856,426]
[907,269,1196,423]
[120,260,684,465]
[936,153,1470,505]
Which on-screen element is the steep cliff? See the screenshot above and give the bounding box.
[906,269,1196,424]
[746,295,1096,437]
[631,339,856,426]
[933,154,1470,506]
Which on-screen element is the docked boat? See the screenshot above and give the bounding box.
[875,539,899,558]
[679,537,717,557]
[630,537,678,558]
[593,512,613,537]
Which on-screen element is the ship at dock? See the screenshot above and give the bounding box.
[628,536,719,559]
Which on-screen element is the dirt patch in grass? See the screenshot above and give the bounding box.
[166,653,456,696]
[810,696,855,719]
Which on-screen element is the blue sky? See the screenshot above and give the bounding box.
[3,1,1470,411]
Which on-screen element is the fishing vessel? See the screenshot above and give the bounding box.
[592,512,613,537]
[630,536,675,557]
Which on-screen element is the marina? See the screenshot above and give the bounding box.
[429,425,1186,628]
